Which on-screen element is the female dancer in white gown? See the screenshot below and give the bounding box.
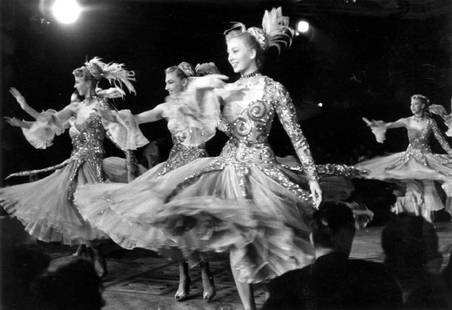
[76,8,322,310]
[358,94,452,222]
[75,61,223,301]
[0,58,146,276]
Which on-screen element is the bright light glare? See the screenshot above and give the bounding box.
[317,102,323,108]
[296,20,310,33]
[52,0,81,24]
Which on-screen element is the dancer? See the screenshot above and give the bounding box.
[132,61,220,177]
[149,9,321,309]
[358,94,452,222]
[77,9,320,310]
[75,61,224,301]
[1,57,146,276]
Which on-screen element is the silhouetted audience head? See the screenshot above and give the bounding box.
[263,201,402,310]
[382,213,442,275]
[32,256,105,310]
[382,213,450,308]
[311,201,356,255]
[1,244,50,310]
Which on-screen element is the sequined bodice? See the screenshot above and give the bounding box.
[222,75,274,144]
[384,117,452,173]
[69,102,106,159]
[406,122,432,153]
[219,75,319,181]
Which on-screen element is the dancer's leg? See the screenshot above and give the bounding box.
[422,180,442,223]
[175,261,191,301]
[199,256,216,301]
[230,253,256,310]
[86,241,108,277]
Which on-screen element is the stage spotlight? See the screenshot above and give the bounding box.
[296,20,310,34]
[51,0,81,24]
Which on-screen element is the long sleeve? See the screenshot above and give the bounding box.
[98,101,149,151]
[431,119,452,154]
[272,82,318,182]
[363,117,406,144]
[20,103,75,149]
[162,86,220,147]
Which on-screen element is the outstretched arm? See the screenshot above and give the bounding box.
[363,117,406,130]
[9,87,40,119]
[431,119,452,155]
[385,118,406,129]
[362,117,406,144]
[4,117,32,129]
[273,83,321,207]
[134,104,165,124]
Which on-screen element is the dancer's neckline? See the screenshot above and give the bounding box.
[240,71,260,79]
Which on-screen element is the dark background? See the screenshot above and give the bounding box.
[1,0,451,181]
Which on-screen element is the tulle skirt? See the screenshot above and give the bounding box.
[355,151,452,181]
[0,158,124,245]
[356,151,452,215]
[73,145,208,253]
[74,158,215,251]
[75,141,316,283]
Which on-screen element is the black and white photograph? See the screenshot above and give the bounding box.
[1,1,451,309]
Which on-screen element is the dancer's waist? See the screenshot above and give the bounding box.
[70,146,104,161]
[221,138,275,164]
[406,144,431,154]
[172,142,206,151]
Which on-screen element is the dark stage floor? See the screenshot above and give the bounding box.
[37,222,452,310]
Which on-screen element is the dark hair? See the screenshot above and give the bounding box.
[311,201,355,248]
[382,213,440,270]
[225,30,265,69]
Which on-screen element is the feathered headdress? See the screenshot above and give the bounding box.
[225,7,294,53]
[73,57,136,98]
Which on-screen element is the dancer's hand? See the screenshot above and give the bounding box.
[9,87,28,110]
[362,117,379,127]
[309,180,322,209]
[4,117,26,128]
[193,74,229,89]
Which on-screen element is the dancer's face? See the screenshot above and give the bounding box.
[73,76,93,98]
[227,36,256,74]
[410,98,425,115]
[165,71,186,97]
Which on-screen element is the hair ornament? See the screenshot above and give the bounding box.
[177,62,196,78]
[226,7,294,53]
[73,57,136,97]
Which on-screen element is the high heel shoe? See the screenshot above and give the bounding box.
[200,261,216,302]
[202,276,216,302]
[174,277,191,302]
